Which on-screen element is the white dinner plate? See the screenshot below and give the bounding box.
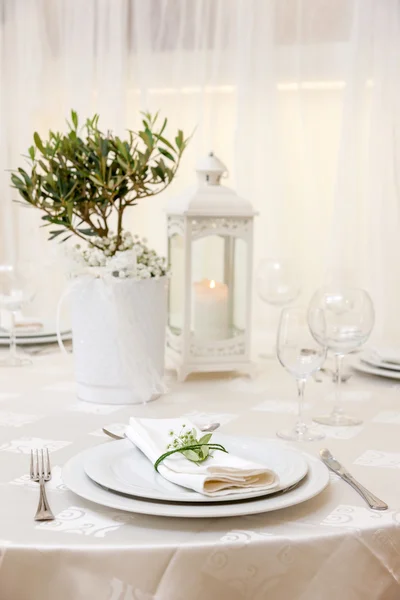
[350,358,400,380]
[84,436,309,504]
[63,446,329,518]
[360,351,400,372]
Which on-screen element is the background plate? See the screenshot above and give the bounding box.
[351,358,400,380]
[360,351,400,372]
[0,331,71,346]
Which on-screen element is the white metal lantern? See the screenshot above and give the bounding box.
[166,152,256,381]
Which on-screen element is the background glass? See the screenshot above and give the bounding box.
[308,287,374,426]
[276,307,326,441]
[0,264,36,366]
[256,259,301,357]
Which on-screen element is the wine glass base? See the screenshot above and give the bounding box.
[313,414,362,427]
[0,355,32,367]
[276,427,325,442]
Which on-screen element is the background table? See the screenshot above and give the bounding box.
[0,353,400,600]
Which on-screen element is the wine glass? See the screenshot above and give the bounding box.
[308,287,374,426]
[276,307,326,441]
[0,264,36,366]
[256,259,301,357]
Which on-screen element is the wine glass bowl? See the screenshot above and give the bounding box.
[278,347,326,380]
[308,287,374,426]
[256,259,301,358]
[256,259,301,306]
[0,264,37,366]
[309,290,374,352]
[276,307,326,442]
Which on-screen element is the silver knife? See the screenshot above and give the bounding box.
[320,449,388,511]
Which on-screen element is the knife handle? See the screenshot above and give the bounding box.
[342,473,388,511]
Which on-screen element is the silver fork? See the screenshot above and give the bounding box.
[30,449,55,521]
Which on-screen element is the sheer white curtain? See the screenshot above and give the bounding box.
[0,0,399,337]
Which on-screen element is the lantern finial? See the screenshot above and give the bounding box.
[196,153,227,185]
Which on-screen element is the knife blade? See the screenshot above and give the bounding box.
[320,449,388,511]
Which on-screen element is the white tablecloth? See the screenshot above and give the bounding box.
[0,352,400,600]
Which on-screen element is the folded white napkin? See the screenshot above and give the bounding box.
[125,417,279,497]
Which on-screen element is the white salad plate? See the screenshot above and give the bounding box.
[62,442,329,518]
[351,357,400,380]
[83,436,309,504]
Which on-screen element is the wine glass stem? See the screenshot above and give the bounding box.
[333,353,344,417]
[9,311,17,359]
[295,378,307,434]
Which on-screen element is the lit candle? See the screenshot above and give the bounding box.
[193,279,229,341]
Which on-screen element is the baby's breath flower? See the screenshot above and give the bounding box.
[72,231,169,280]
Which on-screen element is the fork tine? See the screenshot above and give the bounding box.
[40,449,44,478]
[30,450,34,479]
[45,448,51,477]
[36,449,39,478]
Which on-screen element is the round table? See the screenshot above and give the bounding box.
[0,352,399,600]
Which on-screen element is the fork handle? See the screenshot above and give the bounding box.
[34,477,55,521]
[342,473,388,511]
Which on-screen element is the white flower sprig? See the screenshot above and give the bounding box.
[72,231,169,280]
[154,424,228,472]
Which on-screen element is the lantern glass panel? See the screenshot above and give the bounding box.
[190,234,247,341]
[232,237,247,334]
[168,233,184,334]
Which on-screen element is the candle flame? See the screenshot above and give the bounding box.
[209,279,216,289]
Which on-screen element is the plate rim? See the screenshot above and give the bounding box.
[0,330,71,339]
[0,332,72,346]
[83,436,309,504]
[351,358,400,380]
[360,351,400,372]
[62,446,329,518]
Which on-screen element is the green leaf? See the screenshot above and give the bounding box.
[66,202,73,223]
[33,132,45,153]
[60,235,73,243]
[182,449,201,462]
[158,147,175,162]
[48,229,65,240]
[28,146,35,160]
[71,110,78,129]
[100,139,108,157]
[175,130,184,151]
[10,174,26,189]
[201,445,209,459]
[17,169,32,186]
[87,174,104,186]
[199,433,212,445]
[116,156,130,171]
[77,228,96,236]
[157,135,175,151]
[139,129,153,149]
[151,165,165,181]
